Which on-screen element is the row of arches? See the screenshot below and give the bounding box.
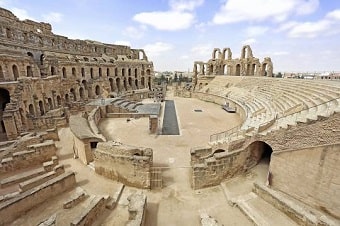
[0,62,152,81]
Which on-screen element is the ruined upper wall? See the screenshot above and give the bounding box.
[0,7,148,60]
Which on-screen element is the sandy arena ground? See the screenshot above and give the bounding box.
[11,88,269,226]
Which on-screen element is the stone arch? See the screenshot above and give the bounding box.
[135,79,138,89]
[146,69,151,76]
[99,68,102,77]
[27,65,33,77]
[262,58,273,77]
[90,68,94,79]
[65,94,70,103]
[116,77,121,92]
[246,141,273,168]
[251,63,256,76]
[62,67,67,78]
[28,103,35,115]
[235,64,241,76]
[222,48,232,60]
[212,48,221,59]
[81,67,85,77]
[79,87,85,99]
[128,68,131,76]
[56,95,61,106]
[12,64,19,80]
[107,68,110,77]
[38,100,45,115]
[47,97,53,110]
[128,77,132,87]
[70,88,76,101]
[115,68,118,76]
[122,68,125,77]
[95,85,100,95]
[241,45,253,59]
[123,78,127,90]
[51,66,56,76]
[213,149,226,155]
[0,65,4,80]
[148,77,152,90]
[141,77,145,87]
[134,68,138,78]
[0,88,10,135]
[72,67,76,77]
[109,78,114,92]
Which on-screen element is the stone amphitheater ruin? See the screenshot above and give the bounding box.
[0,7,339,226]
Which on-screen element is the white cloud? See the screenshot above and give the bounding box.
[42,12,63,23]
[287,20,331,38]
[212,0,319,24]
[114,40,131,46]
[180,55,190,59]
[273,51,289,56]
[245,26,269,37]
[123,25,147,39]
[133,0,204,31]
[242,38,256,45]
[169,0,204,11]
[11,7,34,20]
[143,42,173,57]
[326,9,340,21]
[191,43,212,57]
[133,11,195,31]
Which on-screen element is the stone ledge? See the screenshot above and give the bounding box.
[63,187,87,209]
[254,183,339,226]
[106,183,125,210]
[127,193,147,226]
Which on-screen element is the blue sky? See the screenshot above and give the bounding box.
[1,0,340,72]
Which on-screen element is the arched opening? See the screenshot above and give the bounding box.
[209,65,213,75]
[262,63,268,76]
[70,88,76,101]
[148,77,152,90]
[81,68,85,77]
[62,67,67,78]
[123,78,127,90]
[141,77,145,87]
[12,65,19,80]
[28,104,35,115]
[107,68,110,77]
[135,79,138,89]
[82,80,88,90]
[134,68,138,78]
[128,68,131,76]
[128,77,132,87]
[109,78,114,91]
[72,67,76,77]
[27,66,33,77]
[56,95,61,106]
[47,98,53,110]
[90,68,94,79]
[251,64,256,76]
[146,69,151,75]
[115,68,118,76]
[40,54,45,65]
[51,66,56,76]
[38,100,44,116]
[116,77,121,92]
[213,149,225,155]
[246,141,273,169]
[0,65,4,80]
[95,85,100,96]
[0,88,10,139]
[235,64,241,76]
[122,68,125,77]
[79,87,85,99]
[99,68,102,77]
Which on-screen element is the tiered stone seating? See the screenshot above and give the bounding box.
[203,76,340,145]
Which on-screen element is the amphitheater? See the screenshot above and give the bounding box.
[0,7,339,226]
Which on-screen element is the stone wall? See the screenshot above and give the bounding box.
[270,143,340,219]
[0,7,154,141]
[0,172,76,225]
[93,141,153,189]
[191,113,340,190]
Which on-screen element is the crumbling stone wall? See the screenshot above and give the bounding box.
[191,113,340,189]
[94,141,153,189]
[193,45,273,88]
[0,7,154,141]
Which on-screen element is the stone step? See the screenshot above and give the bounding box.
[0,167,45,188]
[235,192,298,226]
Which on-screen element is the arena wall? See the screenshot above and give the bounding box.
[270,143,340,219]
